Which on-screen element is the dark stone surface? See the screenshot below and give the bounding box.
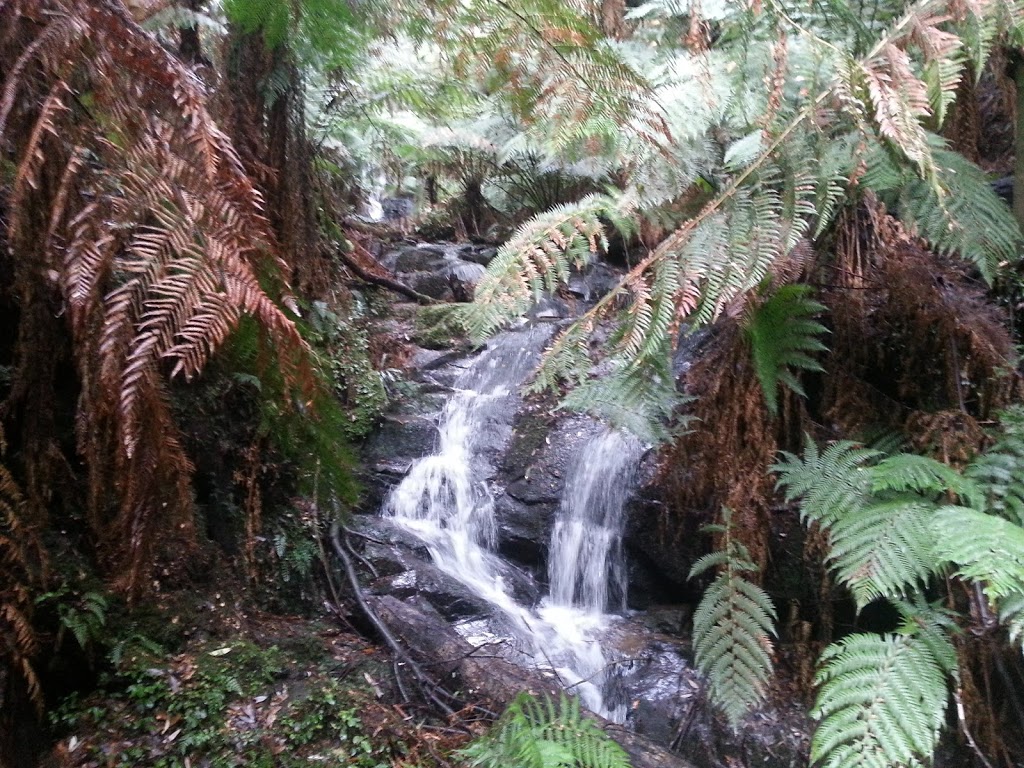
[443,259,486,300]
[350,515,540,615]
[493,494,555,569]
[381,196,415,221]
[409,271,453,300]
[383,244,446,272]
[566,260,621,300]
[462,245,498,266]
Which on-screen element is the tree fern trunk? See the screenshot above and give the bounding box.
[1013,55,1024,232]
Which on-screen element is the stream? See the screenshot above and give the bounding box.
[383,323,640,719]
[354,242,812,766]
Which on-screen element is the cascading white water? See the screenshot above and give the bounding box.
[384,324,642,720]
[547,430,642,614]
[384,325,548,609]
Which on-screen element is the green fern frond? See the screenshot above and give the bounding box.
[462,192,636,341]
[934,506,1024,603]
[690,509,777,730]
[861,135,1022,284]
[557,355,685,444]
[1001,592,1024,651]
[965,405,1024,524]
[773,437,880,527]
[827,495,938,610]
[224,0,363,68]
[745,284,829,416]
[458,692,631,768]
[870,453,983,507]
[812,627,955,768]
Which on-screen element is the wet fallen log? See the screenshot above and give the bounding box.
[368,594,697,768]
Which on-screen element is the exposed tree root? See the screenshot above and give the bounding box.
[329,521,463,721]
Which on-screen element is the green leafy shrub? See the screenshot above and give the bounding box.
[54,637,395,768]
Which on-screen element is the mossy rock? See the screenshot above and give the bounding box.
[412,304,470,351]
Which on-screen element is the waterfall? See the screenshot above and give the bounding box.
[547,430,642,614]
[384,325,549,610]
[383,324,642,720]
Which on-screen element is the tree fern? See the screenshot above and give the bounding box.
[461,192,637,341]
[812,618,956,768]
[869,453,982,505]
[458,692,631,768]
[774,437,880,527]
[1000,592,1024,651]
[689,509,777,730]
[776,446,983,609]
[934,506,1024,603]
[964,405,1024,525]
[827,496,939,610]
[459,1,1020,441]
[860,135,1022,284]
[1,0,315,592]
[0,423,42,711]
[745,284,829,416]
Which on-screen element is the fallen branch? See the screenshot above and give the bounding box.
[337,237,439,305]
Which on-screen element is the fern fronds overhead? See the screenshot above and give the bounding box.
[861,136,1022,284]
[812,624,955,768]
[744,284,829,416]
[689,509,777,730]
[462,192,636,341]
[458,692,631,768]
[557,353,686,444]
[460,0,1021,443]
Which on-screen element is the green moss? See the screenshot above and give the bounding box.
[412,304,470,350]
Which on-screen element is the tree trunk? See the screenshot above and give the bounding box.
[1013,56,1024,232]
[600,0,629,39]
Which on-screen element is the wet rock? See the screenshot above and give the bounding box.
[677,697,811,768]
[567,261,620,300]
[351,516,540,612]
[408,271,453,300]
[623,497,699,601]
[370,565,492,621]
[443,259,486,300]
[347,515,432,560]
[394,248,446,273]
[505,476,562,505]
[360,414,439,510]
[529,296,570,320]
[462,246,498,266]
[381,196,415,222]
[385,244,447,273]
[363,414,438,466]
[494,494,556,569]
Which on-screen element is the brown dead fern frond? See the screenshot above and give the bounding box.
[660,321,791,575]
[0,423,43,715]
[0,0,313,594]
